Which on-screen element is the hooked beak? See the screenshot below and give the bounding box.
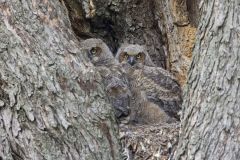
[128,56,136,66]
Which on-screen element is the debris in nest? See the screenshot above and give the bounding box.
[120,122,180,160]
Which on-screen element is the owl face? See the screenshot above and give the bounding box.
[118,44,147,66]
[119,51,146,66]
[80,38,114,66]
[116,44,154,67]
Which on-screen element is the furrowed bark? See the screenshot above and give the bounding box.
[0,1,121,159]
[175,0,240,159]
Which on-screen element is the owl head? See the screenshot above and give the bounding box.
[116,44,155,67]
[80,38,115,66]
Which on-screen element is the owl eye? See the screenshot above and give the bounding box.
[137,54,142,59]
[90,47,102,56]
[90,47,97,54]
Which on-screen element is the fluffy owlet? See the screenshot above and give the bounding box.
[80,38,131,119]
[116,44,182,123]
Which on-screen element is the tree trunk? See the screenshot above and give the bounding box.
[0,1,121,159]
[175,0,240,159]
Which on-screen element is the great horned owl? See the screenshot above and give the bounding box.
[116,44,182,122]
[80,38,131,119]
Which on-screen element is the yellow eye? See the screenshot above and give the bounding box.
[136,54,141,59]
[90,47,102,56]
[90,47,97,54]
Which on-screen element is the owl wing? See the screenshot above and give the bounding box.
[133,66,182,120]
[142,66,182,95]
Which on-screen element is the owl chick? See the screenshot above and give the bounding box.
[116,44,182,122]
[80,38,131,119]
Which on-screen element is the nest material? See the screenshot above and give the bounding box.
[120,122,180,160]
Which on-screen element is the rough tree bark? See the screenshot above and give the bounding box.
[175,0,240,159]
[0,1,121,159]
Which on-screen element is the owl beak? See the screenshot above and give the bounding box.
[128,56,136,66]
[87,50,93,60]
